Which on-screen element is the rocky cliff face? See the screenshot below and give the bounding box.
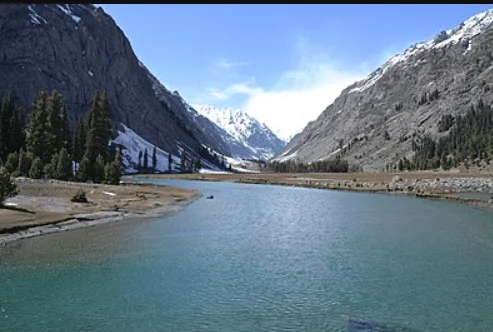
[275,9,493,171]
[0,4,227,162]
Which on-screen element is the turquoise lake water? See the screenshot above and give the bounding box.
[1,178,493,331]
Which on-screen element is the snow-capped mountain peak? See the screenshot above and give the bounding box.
[192,104,253,140]
[191,104,286,160]
[349,8,493,94]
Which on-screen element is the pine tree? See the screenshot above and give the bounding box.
[0,97,12,161]
[107,144,116,164]
[29,157,43,179]
[44,152,59,179]
[104,149,122,185]
[180,154,186,173]
[194,158,201,170]
[83,91,113,181]
[138,150,142,168]
[99,91,113,149]
[143,148,148,169]
[440,152,448,170]
[47,90,71,155]
[84,91,103,163]
[43,163,55,179]
[77,157,90,182]
[0,167,18,205]
[0,98,8,161]
[152,146,157,170]
[10,104,26,155]
[104,163,114,185]
[17,148,32,177]
[115,148,122,167]
[27,89,52,164]
[93,154,105,183]
[168,153,172,173]
[59,97,71,154]
[0,95,25,161]
[71,118,86,175]
[4,151,19,174]
[398,159,404,171]
[113,148,122,184]
[56,148,73,181]
[84,91,112,163]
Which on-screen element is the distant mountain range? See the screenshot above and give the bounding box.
[191,104,286,160]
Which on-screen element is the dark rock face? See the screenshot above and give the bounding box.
[275,9,493,171]
[0,4,223,157]
[144,70,233,156]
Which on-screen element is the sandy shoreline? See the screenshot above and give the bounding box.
[0,196,200,247]
[0,178,200,246]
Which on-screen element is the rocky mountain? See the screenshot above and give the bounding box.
[191,104,286,160]
[274,8,493,171]
[0,4,228,169]
[142,68,233,157]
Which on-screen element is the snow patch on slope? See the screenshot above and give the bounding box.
[225,156,260,173]
[56,4,81,24]
[274,151,298,163]
[28,5,47,25]
[198,169,231,175]
[111,124,225,173]
[110,121,260,174]
[316,143,350,161]
[111,124,180,173]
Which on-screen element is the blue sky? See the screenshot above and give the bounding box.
[99,4,493,140]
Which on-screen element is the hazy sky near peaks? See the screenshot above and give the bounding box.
[99,4,493,140]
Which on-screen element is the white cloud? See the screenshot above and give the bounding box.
[242,70,365,140]
[207,89,229,101]
[206,42,372,141]
[214,58,249,69]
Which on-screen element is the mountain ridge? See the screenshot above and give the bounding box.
[274,7,493,171]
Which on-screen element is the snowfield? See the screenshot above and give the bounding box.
[111,123,261,174]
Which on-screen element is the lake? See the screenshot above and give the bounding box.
[1,178,493,331]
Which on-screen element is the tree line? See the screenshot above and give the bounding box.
[396,99,493,171]
[134,146,208,174]
[266,156,350,173]
[137,147,158,172]
[0,89,122,185]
